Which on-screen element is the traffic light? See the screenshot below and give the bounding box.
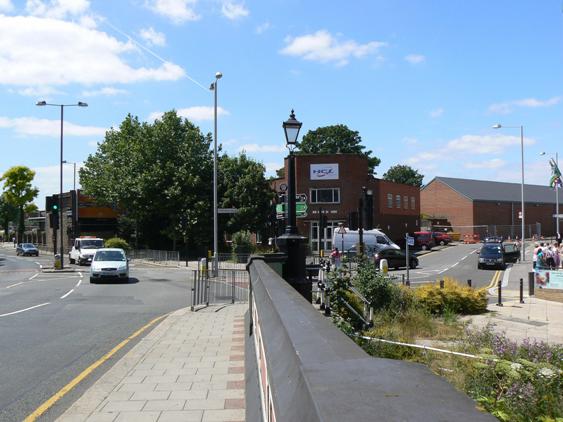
[49,211,59,229]
[348,211,358,230]
[364,193,374,230]
[50,194,60,229]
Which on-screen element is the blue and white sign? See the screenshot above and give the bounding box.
[535,270,563,290]
[310,163,339,180]
[407,236,415,246]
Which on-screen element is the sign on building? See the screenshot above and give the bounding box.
[310,163,339,180]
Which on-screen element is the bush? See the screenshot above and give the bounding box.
[231,230,253,262]
[414,278,487,315]
[104,237,130,251]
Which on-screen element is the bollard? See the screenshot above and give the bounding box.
[401,274,405,285]
[406,279,411,287]
[528,272,535,296]
[497,279,503,306]
[439,279,444,289]
[467,279,472,288]
[519,278,525,304]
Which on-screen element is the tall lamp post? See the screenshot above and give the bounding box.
[493,123,525,261]
[37,101,88,269]
[210,72,222,276]
[540,151,560,236]
[277,110,309,301]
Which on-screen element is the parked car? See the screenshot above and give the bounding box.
[345,243,385,259]
[478,243,505,269]
[413,231,436,250]
[373,247,418,270]
[70,236,104,265]
[16,243,39,257]
[90,248,129,283]
[432,231,451,245]
[332,229,400,252]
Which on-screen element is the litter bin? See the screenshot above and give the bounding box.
[379,258,388,275]
[54,253,61,270]
[199,258,208,277]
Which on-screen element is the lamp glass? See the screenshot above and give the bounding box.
[283,110,302,146]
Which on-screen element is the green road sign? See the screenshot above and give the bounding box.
[296,202,307,213]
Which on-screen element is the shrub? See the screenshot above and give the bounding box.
[104,237,130,251]
[231,231,253,262]
[414,278,487,315]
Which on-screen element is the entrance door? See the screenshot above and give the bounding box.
[310,221,339,254]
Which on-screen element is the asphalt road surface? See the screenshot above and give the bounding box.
[0,246,191,422]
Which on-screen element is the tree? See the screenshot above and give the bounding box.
[298,124,381,173]
[218,153,275,239]
[1,166,39,242]
[0,194,18,239]
[382,165,424,187]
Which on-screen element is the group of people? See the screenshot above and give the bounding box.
[533,239,563,270]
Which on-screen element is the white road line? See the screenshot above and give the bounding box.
[450,261,459,268]
[35,262,41,266]
[60,289,74,299]
[29,273,39,280]
[6,282,24,289]
[78,272,83,278]
[75,279,82,288]
[0,302,50,318]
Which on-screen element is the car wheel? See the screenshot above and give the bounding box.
[90,277,95,284]
[69,257,75,264]
[478,264,482,270]
[440,241,445,246]
[421,245,428,251]
[409,261,417,269]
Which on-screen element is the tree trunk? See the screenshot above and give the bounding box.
[18,205,24,244]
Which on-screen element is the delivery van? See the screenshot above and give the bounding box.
[332,229,400,253]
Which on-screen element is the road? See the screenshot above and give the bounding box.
[393,243,506,290]
[0,246,191,422]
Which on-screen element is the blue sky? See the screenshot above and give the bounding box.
[0,0,562,206]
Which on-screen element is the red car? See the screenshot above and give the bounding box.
[414,231,436,250]
[432,232,451,245]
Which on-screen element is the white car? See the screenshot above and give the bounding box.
[90,248,129,283]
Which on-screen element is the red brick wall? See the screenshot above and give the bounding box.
[421,179,474,234]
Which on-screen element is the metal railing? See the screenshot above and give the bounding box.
[129,249,180,266]
[190,268,249,310]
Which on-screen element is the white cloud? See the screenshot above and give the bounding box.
[139,26,166,46]
[446,134,535,154]
[81,87,128,97]
[32,163,83,200]
[402,137,418,145]
[464,159,506,169]
[405,54,425,64]
[256,21,270,34]
[239,144,285,153]
[0,0,14,12]
[0,116,106,137]
[11,86,64,97]
[264,161,283,175]
[488,96,560,114]
[148,106,229,122]
[25,0,90,19]
[145,0,199,24]
[280,30,387,66]
[221,1,248,20]
[429,107,444,118]
[0,15,185,87]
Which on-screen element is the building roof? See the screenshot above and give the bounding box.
[424,176,559,204]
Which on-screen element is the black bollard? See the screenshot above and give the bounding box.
[401,274,405,285]
[497,279,503,307]
[467,279,472,288]
[520,278,525,304]
[439,279,444,289]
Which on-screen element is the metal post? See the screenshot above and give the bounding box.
[286,152,296,234]
[520,125,526,262]
[231,270,235,304]
[212,74,221,278]
[439,279,444,289]
[59,105,64,269]
[556,152,560,237]
[191,270,196,311]
[519,278,525,304]
[358,196,364,256]
[497,279,503,306]
[405,233,409,284]
[467,279,472,288]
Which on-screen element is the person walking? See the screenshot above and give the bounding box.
[532,243,540,270]
[330,247,341,269]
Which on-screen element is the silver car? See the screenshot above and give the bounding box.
[90,248,129,283]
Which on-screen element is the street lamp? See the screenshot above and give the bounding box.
[209,72,222,276]
[277,110,309,301]
[493,123,525,261]
[540,151,560,237]
[37,100,88,269]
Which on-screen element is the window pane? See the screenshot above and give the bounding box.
[404,196,408,209]
[387,193,393,208]
[396,195,401,208]
[411,196,415,210]
[334,189,340,203]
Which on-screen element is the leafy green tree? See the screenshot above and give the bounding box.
[0,194,18,239]
[218,153,275,239]
[298,124,381,173]
[382,165,424,187]
[1,166,39,242]
[80,111,214,252]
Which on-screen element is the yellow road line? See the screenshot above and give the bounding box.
[24,313,168,422]
[486,270,502,289]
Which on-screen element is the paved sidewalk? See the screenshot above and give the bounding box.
[57,304,246,422]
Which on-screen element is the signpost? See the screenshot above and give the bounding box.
[276,194,308,219]
[406,235,414,285]
[218,208,238,214]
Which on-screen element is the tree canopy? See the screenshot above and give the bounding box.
[382,164,424,187]
[1,166,39,241]
[298,124,381,173]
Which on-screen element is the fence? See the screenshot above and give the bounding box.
[190,268,249,310]
[129,249,180,266]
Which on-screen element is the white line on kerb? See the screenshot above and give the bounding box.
[35,262,41,266]
[78,272,83,278]
[75,279,82,288]
[60,289,74,299]
[6,282,24,289]
[0,302,50,318]
[29,273,39,280]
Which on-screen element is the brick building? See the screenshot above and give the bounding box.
[421,177,559,238]
[273,154,420,252]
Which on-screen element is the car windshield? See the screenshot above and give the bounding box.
[81,240,103,249]
[22,243,35,248]
[482,245,502,254]
[94,251,125,261]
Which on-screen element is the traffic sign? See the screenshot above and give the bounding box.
[218,208,238,214]
[407,236,415,246]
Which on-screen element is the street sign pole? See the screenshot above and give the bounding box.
[406,233,409,285]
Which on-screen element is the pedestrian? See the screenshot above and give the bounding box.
[330,247,341,269]
[545,246,556,270]
[12,236,16,247]
[533,243,540,269]
[536,246,546,270]
[557,232,562,247]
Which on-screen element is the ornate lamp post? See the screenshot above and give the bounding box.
[277,110,310,301]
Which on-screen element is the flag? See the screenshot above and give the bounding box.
[549,158,562,189]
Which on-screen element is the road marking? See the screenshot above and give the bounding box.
[35,262,41,267]
[6,282,24,289]
[78,272,83,278]
[29,273,39,280]
[23,313,168,422]
[76,279,82,287]
[486,271,502,290]
[0,302,50,318]
[60,289,74,299]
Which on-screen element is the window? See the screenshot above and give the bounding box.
[396,194,401,209]
[411,196,416,210]
[403,195,408,209]
[310,188,340,203]
[387,193,393,208]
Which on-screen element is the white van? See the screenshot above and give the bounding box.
[332,229,400,253]
[69,237,104,265]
